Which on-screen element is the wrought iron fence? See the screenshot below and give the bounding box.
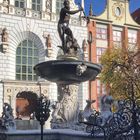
[85,98,140,140]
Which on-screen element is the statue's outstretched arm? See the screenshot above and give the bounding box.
[64,7,83,15]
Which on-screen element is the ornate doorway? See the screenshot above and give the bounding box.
[16,91,38,119]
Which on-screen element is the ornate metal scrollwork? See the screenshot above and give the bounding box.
[83,97,140,140]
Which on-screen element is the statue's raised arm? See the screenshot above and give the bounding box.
[57,0,83,54]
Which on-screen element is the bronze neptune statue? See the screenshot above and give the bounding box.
[57,0,83,54]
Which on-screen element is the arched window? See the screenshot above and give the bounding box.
[32,0,42,11]
[56,0,63,14]
[15,0,25,8]
[16,39,39,81]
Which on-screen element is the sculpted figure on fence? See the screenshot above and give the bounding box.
[98,95,114,126]
[81,100,96,122]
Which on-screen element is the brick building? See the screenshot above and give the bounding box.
[87,0,140,109]
[0,0,88,118]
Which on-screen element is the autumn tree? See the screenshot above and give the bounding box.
[99,47,140,100]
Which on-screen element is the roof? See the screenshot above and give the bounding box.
[131,8,140,24]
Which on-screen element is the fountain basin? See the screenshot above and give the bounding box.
[34,60,102,84]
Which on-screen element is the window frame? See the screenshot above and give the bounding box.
[96,47,107,63]
[128,32,137,44]
[56,0,63,14]
[113,30,122,42]
[96,27,107,40]
[16,39,39,81]
[15,0,25,8]
[32,0,42,11]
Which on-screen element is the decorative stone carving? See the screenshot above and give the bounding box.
[3,0,9,13]
[3,0,9,6]
[1,28,8,53]
[32,11,40,18]
[44,34,52,57]
[82,39,88,60]
[46,0,51,13]
[1,28,8,43]
[76,63,87,76]
[51,84,79,128]
[0,103,16,131]
[46,34,51,48]
[82,39,87,52]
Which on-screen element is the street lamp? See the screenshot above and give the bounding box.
[87,31,93,101]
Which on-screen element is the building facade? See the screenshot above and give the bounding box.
[87,0,140,109]
[0,0,88,118]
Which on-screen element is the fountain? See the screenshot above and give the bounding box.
[34,0,102,129]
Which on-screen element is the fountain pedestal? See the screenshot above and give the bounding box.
[51,84,79,128]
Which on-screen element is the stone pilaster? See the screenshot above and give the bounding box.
[108,24,113,49]
[87,20,97,109]
[0,82,3,115]
[51,0,56,21]
[25,0,32,17]
[137,29,140,50]
[8,0,15,14]
[122,26,128,50]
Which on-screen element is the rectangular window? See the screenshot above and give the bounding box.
[28,66,32,73]
[16,65,21,73]
[15,0,25,8]
[113,30,122,42]
[32,4,36,10]
[97,80,101,95]
[20,2,24,8]
[22,48,27,55]
[56,0,63,14]
[32,0,42,11]
[96,47,107,63]
[15,1,19,7]
[28,48,32,56]
[22,57,27,64]
[28,57,32,65]
[128,32,137,44]
[96,28,107,40]
[17,47,21,55]
[16,56,21,64]
[28,75,32,80]
[22,66,26,73]
[16,74,20,80]
[22,74,26,80]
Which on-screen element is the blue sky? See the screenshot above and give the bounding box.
[75,0,140,15]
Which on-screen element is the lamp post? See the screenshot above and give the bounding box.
[35,94,50,140]
[88,32,93,101]
[37,81,42,96]
[36,80,50,140]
